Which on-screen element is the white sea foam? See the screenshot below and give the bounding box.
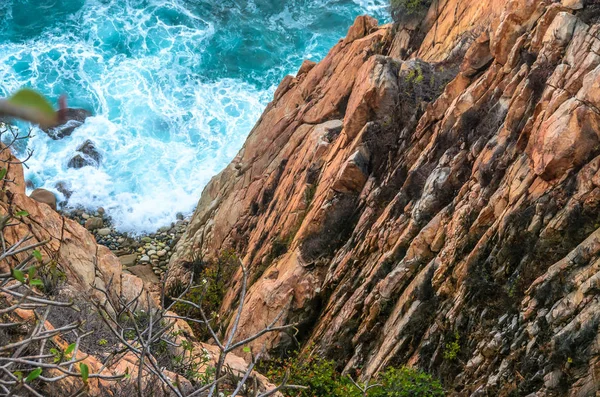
[0,0,388,234]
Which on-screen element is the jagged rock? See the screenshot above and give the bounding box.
[43,108,91,140]
[29,188,56,210]
[167,4,600,395]
[67,139,101,169]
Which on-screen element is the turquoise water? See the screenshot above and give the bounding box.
[0,0,388,233]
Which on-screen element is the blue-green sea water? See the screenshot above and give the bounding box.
[0,0,388,233]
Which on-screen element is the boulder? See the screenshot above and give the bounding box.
[125,265,160,284]
[119,254,138,267]
[43,108,92,140]
[67,140,101,169]
[28,188,56,210]
[96,228,111,236]
[84,216,103,231]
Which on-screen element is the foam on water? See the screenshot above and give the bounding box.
[0,0,388,233]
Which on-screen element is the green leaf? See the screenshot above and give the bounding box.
[25,368,42,383]
[29,279,43,286]
[65,343,76,356]
[0,168,7,181]
[243,346,251,353]
[28,266,35,280]
[15,210,29,217]
[6,89,57,127]
[32,250,42,261]
[14,371,23,381]
[80,363,89,383]
[12,268,24,283]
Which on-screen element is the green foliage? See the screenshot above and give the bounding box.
[80,363,89,383]
[2,89,58,127]
[264,350,361,397]
[25,368,42,383]
[173,250,238,338]
[37,261,66,295]
[264,351,444,397]
[98,339,108,346]
[390,0,432,23]
[443,331,461,361]
[370,367,445,397]
[49,343,76,364]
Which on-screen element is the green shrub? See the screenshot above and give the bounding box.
[263,350,443,397]
[371,367,445,397]
[443,331,460,361]
[390,0,432,23]
[172,250,238,338]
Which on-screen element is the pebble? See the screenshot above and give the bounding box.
[147,249,157,256]
[139,255,150,263]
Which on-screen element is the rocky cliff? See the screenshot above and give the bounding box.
[168,0,600,395]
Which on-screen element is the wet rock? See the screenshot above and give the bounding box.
[84,216,103,231]
[43,108,92,140]
[68,140,102,169]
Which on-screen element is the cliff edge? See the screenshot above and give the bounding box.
[169,0,600,395]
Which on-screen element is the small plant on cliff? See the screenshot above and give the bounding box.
[264,348,444,397]
[369,366,445,397]
[390,0,432,23]
[443,331,461,361]
[263,349,361,397]
[173,249,238,337]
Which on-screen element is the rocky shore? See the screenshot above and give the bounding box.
[63,207,189,280]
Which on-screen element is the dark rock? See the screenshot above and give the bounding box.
[29,188,57,210]
[54,181,72,200]
[43,108,92,140]
[67,140,101,169]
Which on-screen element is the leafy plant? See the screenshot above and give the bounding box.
[264,350,361,397]
[369,367,444,397]
[173,250,238,338]
[443,331,461,361]
[0,89,58,128]
[390,0,432,23]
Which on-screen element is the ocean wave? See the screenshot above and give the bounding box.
[0,0,388,233]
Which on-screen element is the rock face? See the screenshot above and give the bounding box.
[169,1,600,395]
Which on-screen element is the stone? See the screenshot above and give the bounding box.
[157,250,167,257]
[84,217,103,231]
[126,265,160,284]
[97,228,111,237]
[43,108,92,140]
[118,254,138,267]
[67,140,102,169]
[139,255,150,263]
[54,181,73,201]
[29,188,57,210]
